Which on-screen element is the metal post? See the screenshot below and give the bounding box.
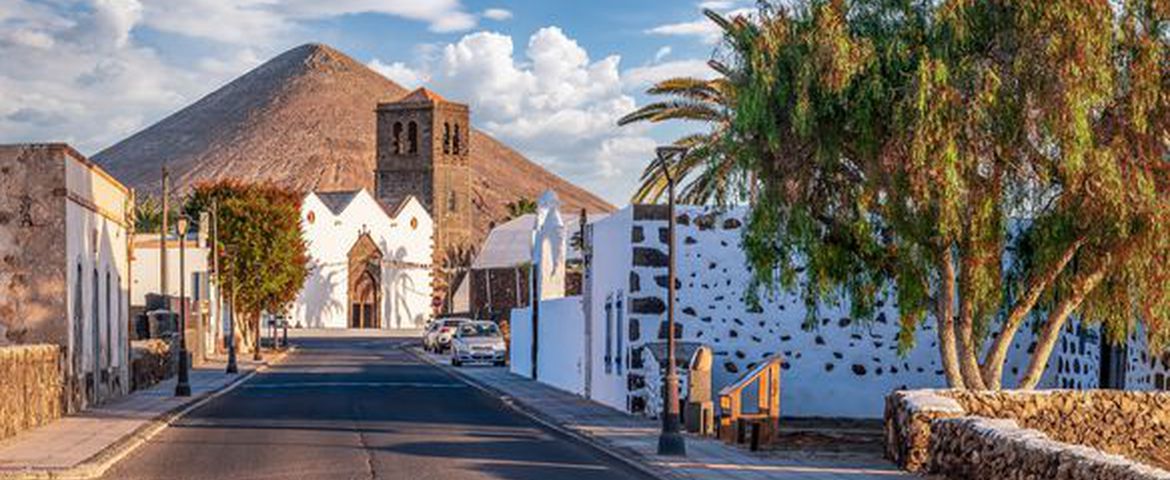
[217,204,237,374]
[227,283,238,373]
[531,261,540,380]
[160,167,169,308]
[656,145,687,456]
[175,216,191,397]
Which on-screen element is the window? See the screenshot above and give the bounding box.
[73,263,82,372]
[91,269,99,375]
[407,121,418,154]
[616,292,624,374]
[105,271,111,369]
[392,122,403,154]
[113,274,120,367]
[453,124,462,154]
[447,190,457,212]
[443,122,451,154]
[604,295,613,374]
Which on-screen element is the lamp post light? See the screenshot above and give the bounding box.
[174,215,192,397]
[655,145,687,456]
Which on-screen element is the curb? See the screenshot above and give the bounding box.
[406,344,672,480]
[0,346,297,480]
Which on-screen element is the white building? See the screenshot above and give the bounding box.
[292,189,433,329]
[0,144,131,410]
[512,204,1154,419]
[130,235,220,359]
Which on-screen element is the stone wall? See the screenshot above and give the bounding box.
[949,390,1170,469]
[130,339,173,391]
[886,389,1170,475]
[929,417,1170,480]
[0,144,68,346]
[0,345,64,441]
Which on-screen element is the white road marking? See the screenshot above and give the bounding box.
[242,382,467,389]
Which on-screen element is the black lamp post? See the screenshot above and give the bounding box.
[174,215,192,397]
[215,201,238,375]
[656,145,687,456]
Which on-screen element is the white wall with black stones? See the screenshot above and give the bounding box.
[586,204,1145,419]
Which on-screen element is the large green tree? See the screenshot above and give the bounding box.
[720,0,1168,389]
[186,180,308,359]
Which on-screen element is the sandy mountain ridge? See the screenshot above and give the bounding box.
[93,43,614,238]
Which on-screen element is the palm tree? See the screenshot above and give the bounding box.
[617,10,752,205]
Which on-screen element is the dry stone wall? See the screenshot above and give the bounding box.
[929,417,1170,480]
[130,339,173,391]
[948,390,1170,470]
[886,389,1170,475]
[0,345,64,441]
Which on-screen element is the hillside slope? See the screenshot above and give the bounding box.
[94,43,613,236]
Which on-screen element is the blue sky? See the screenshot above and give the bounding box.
[0,0,751,205]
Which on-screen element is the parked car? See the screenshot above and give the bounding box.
[426,318,469,353]
[450,321,506,367]
[422,321,443,352]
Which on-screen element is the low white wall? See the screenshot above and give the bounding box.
[510,306,532,378]
[510,296,586,395]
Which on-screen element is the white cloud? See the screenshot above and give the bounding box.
[645,7,752,44]
[138,0,477,43]
[0,0,203,152]
[698,1,736,9]
[623,59,715,89]
[407,27,657,204]
[653,46,671,62]
[368,59,429,88]
[482,8,512,21]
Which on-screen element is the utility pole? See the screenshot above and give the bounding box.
[160,167,169,308]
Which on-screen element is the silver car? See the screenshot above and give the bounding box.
[450,321,506,367]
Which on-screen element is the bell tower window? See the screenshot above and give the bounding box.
[453,124,461,155]
[392,122,403,154]
[407,121,418,154]
[443,122,451,154]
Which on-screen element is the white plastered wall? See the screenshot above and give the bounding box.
[293,190,433,329]
[64,154,130,404]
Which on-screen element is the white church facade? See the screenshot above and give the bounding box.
[292,189,433,330]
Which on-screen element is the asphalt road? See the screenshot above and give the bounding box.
[100,333,650,480]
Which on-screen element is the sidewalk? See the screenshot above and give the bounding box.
[0,351,290,480]
[414,348,912,480]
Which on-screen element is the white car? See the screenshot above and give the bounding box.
[450,321,507,367]
[425,318,469,353]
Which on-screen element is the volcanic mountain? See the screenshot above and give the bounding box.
[94,43,613,236]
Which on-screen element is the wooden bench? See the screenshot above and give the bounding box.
[716,355,782,450]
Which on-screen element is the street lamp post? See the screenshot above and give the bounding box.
[656,145,687,456]
[174,215,192,397]
[215,201,238,374]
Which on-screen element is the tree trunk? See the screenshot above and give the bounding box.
[957,300,987,389]
[937,246,965,389]
[253,312,262,361]
[956,254,987,389]
[980,240,1082,389]
[1018,265,1108,389]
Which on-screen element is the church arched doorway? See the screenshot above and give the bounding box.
[348,233,382,329]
